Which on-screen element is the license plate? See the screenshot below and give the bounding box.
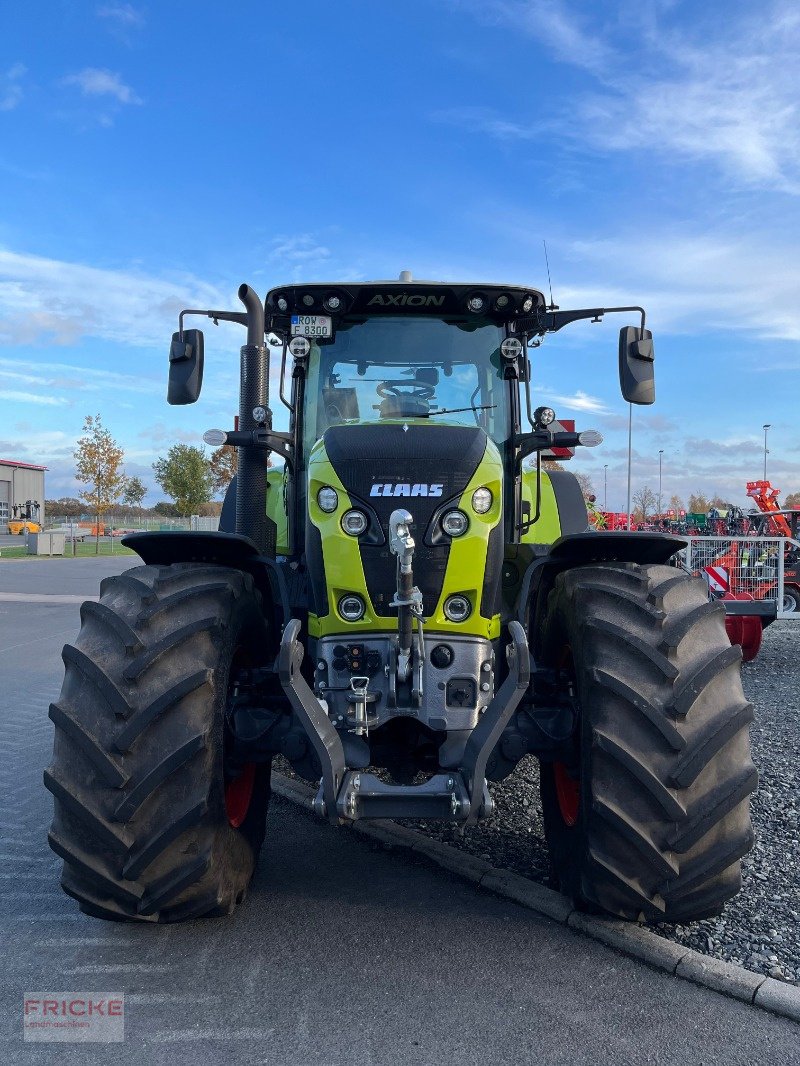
[290,314,332,338]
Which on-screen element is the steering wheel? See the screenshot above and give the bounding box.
[376,378,436,401]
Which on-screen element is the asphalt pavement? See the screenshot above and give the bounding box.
[1,557,798,1064]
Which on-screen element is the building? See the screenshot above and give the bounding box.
[0,459,47,529]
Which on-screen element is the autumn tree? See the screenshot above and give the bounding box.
[543,459,595,501]
[784,491,800,509]
[122,475,147,516]
[208,445,238,498]
[668,493,685,513]
[688,492,710,514]
[74,414,126,553]
[632,485,658,522]
[153,444,212,516]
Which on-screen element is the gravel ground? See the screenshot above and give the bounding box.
[405,619,800,987]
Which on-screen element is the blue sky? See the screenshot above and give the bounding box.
[1,0,798,510]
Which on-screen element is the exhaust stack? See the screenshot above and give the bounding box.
[235,284,273,555]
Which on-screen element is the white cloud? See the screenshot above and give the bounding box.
[0,356,161,397]
[0,248,228,349]
[0,389,67,406]
[559,232,800,341]
[271,235,332,263]
[454,0,800,194]
[97,3,144,26]
[433,106,539,141]
[540,388,609,414]
[62,68,141,106]
[0,63,25,112]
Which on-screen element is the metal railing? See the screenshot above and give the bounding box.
[681,536,800,620]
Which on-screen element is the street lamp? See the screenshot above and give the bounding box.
[763,424,771,481]
[604,464,608,510]
[658,450,664,515]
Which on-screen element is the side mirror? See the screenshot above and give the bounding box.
[168,329,204,405]
[618,326,655,405]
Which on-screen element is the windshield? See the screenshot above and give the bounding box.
[302,316,509,459]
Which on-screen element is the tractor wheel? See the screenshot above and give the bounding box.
[534,562,756,923]
[45,563,273,923]
[782,588,800,613]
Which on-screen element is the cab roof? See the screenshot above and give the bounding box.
[265,278,546,321]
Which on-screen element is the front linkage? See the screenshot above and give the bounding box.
[277,617,530,824]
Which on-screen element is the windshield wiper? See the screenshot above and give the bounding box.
[421,404,496,418]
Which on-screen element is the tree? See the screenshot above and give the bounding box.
[785,491,800,510]
[153,444,212,516]
[543,459,595,502]
[208,445,237,498]
[632,485,658,522]
[668,493,685,514]
[45,497,84,518]
[688,492,709,514]
[122,476,147,516]
[154,501,179,517]
[74,414,126,553]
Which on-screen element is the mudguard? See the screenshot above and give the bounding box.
[122,530,289,636]
[517,531,688,629]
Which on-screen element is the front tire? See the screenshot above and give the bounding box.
[534,562,756,923]
[45,563,273,922]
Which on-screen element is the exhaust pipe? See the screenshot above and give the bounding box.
[235,284,274,556]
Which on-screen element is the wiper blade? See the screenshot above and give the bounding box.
[422,404,496,417]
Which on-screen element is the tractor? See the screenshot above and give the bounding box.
[46,275,756,924]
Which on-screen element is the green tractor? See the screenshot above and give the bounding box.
[46,275,756,924]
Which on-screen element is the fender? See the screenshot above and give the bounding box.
[122,530,289,639]
[518,531,688,629]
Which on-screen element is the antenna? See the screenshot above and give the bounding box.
[543,240,558,310]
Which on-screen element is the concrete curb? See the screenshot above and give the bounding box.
[271,773,800,1024]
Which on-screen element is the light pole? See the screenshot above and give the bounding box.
[604,464,608,510]
[763,424,771,481]
[658,449,664,515]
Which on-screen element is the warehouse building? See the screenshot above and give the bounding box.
[0,459,46,529]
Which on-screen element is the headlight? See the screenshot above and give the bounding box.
[533,406,556,427]
[466,294,486,313]
[276,295,289,312]
[341,509,368,536]
[338,594,365,621]
[323,293,342,312]
[317,486,339,513]
[472,487,493,514]
[444,594,471,623]
[441,510,469,537]
[522,294,534,313]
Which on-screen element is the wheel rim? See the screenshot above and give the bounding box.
[553,761,580,826]
[553,644,580,826]
[223,647,257,828]
[783,594,797,613]
[225,763,256,827]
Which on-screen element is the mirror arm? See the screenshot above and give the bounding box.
[221,428,295,470]
[178,309,248,339]
[537,305,646,334]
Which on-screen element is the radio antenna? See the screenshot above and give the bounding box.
[543,240,558,310]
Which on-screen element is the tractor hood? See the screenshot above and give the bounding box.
[305,421,504,639]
